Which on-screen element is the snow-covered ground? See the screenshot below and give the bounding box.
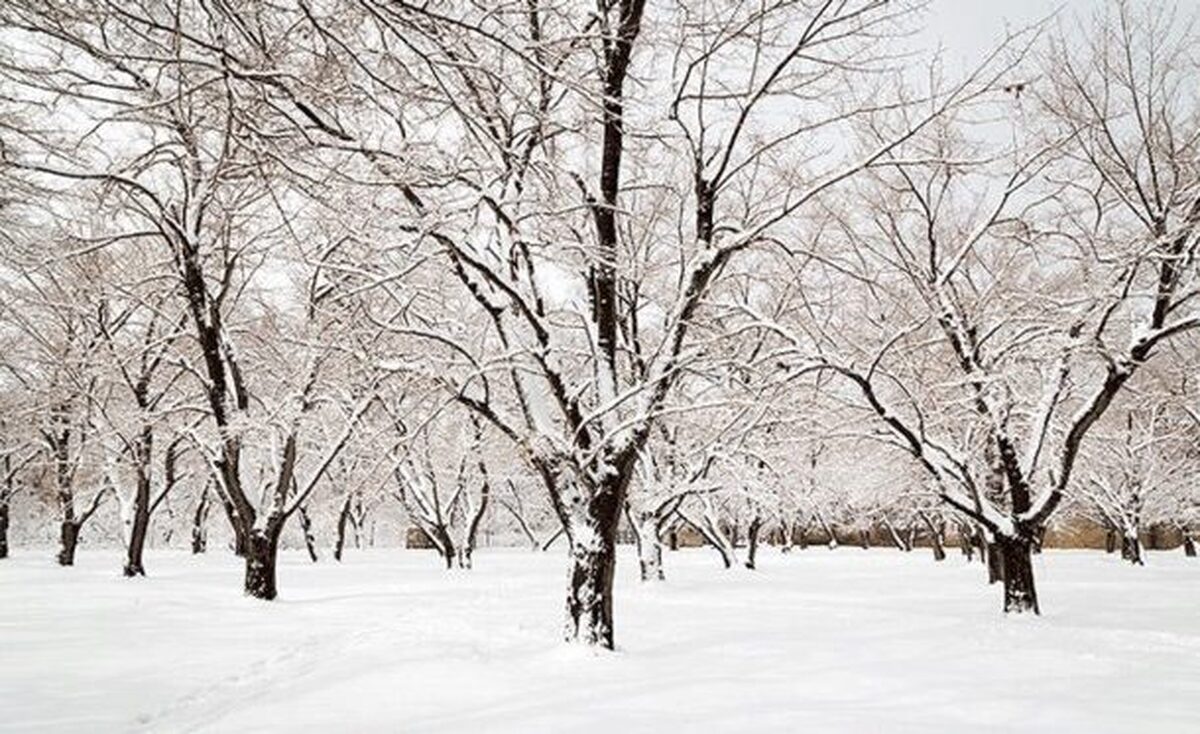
[2,547,1197,733]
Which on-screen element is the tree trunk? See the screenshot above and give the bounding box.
[298,505,319,563]
[334,494,352,561]
[192,488,210,554]
[564,483,625,649]
[744,515,763,570]
[957,523,975,561]
[930,532,946,561]
[1030,524,1047,554]
[1183,532,1196,557]
[997,534,1038,614]
[123,474,152,577]
[244,518,283,600]
[919,512,945,562]
[629,510,664,582]
[858,529,870,549]
[434,527,455,570]
[1105,528,1118,554]
[0,498,9,560]
[778,519,794,553]
[637,525,664,581]
[57,521,80,566]
[1121,531,1144,566]
[985,539,1003,584]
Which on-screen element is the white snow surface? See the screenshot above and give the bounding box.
[2,548,1198,733]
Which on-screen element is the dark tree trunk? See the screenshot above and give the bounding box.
[564,483,624,649]
[1183,532,1196,557]
[858,529,870,549]
[920,513,945,562]
[931,532,946,562]
[124,476,152,577]
[244,518,283,600]
[0,498,8,560]
[1030,524,1047,554]
[192,488,210,554]
[297,505,319,563]
[985,540,1003,584]
[334,494,353,562]
[460,474,490,570]
[957,523,975,561]
[777,520,794,553]
[744,515,763,570]
[1121,533,1144,566]
[997,534,1038,614]
[57,521,80,566]
[1105,528,1118,554]
[434,527,455,570]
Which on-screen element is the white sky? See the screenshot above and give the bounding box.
[924,0,1093,64]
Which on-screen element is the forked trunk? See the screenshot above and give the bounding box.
[1121,532,1144,566]
[997,534,1038,614]
[920,513,945,562]
[433,527,455,570]
[882,517,910,552]
[58,521,80,566]
[930,533,946,562]
[244,518,283,600]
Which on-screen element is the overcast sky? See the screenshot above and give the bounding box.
[924,0,1092,64]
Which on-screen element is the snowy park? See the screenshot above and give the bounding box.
[5,547,1199,733]
[3,0,1200,731]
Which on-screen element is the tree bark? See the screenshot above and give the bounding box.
[57,521,80,566]
[563,479,625,649]
[1183,532,1197,558]
[629,509,664,582]
[930,532,946,562]
[123,473,152,577]
[298,505,319,563]
[334,494,353,561]
[0,498,9,560]
[192,488,210,554]
[997,534,1039,614]
[985,539,1004,584]
[919,512,945,562]
[744,515,763,570]
[244,517,283,600]
[1120,531,1144,566]
[1105,528,1118,554]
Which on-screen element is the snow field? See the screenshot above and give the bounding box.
[1,547,1197,733]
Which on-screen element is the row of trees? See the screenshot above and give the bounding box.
[1,0,1198,648]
